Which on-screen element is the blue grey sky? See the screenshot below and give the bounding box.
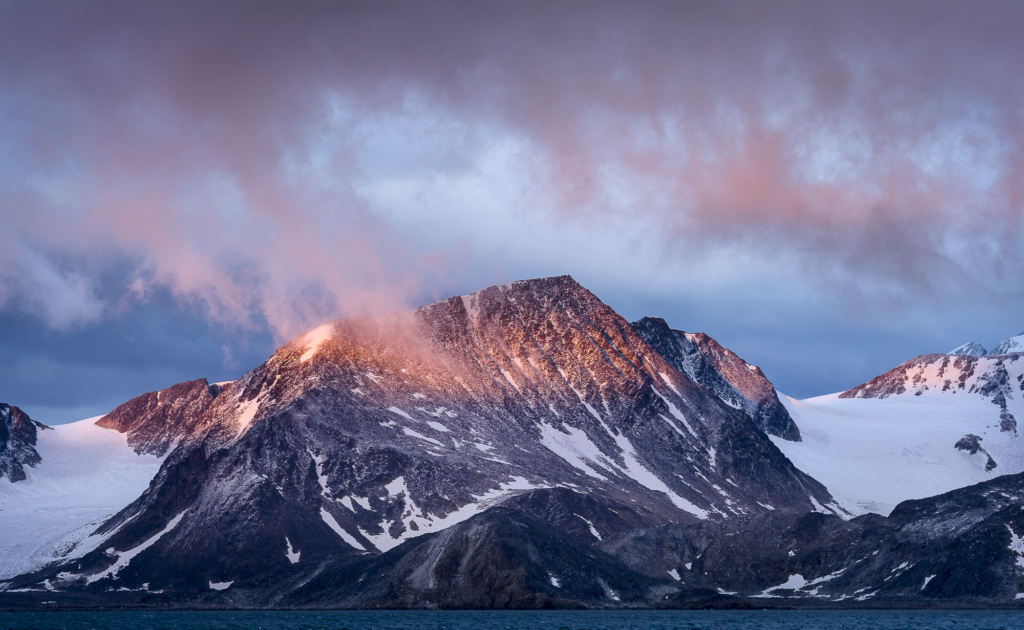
[2,1,1023,423]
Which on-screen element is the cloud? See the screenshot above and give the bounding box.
[0,246,104,329]
[1,0,1023,344]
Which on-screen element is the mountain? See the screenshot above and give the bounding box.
[0,403,49,482]
[770,352,1024,515]
[631,317,800,441]
[0,276,837,601]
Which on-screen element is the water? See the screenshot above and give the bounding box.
[0,610,1020,630]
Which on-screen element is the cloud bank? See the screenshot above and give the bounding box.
[1,0,1022,349]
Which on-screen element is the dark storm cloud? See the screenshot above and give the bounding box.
[2,1,1024,414]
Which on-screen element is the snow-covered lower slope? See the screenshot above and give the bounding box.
[773,381,1024,516]
[0,418,163,580]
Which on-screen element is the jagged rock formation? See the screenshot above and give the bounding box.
[3,276,837,599]
[954,434,998,471]
[0,403,49,482]
[631,317,800,441]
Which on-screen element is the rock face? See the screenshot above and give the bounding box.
[0,403,49,482]
[9,276,836,598]
[631,317,800,441]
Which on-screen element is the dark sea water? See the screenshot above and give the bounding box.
[0,610,1020,630]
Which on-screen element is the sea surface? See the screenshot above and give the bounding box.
[0,610,1020,630]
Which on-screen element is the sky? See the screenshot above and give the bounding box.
[2,1,1024,424]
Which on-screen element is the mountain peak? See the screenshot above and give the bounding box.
[630,317,801,442]
[989,332,1024,355]
[949,341,987,356]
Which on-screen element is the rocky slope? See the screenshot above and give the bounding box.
[631,317,800,441]
[1,276,837,599]
[599,470,1024,605]
[0,403,49,482]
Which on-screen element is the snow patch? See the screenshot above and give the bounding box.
[85,511,187,583]
[402,427,443,447]
[426,421,450,432]
[574,513,602,539]
[1007,524,1024,567]
[297,323,334,362]
[308,449,329,495]
[358,476,540,552]
[667,569,681,581]
[651,387,698,438]
[208,581,233,591]
[754,574,806,597]
[284,537,300,564]
[319,508,365,550]
[388,407,414,421]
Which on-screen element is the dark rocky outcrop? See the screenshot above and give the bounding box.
[0,402,50,482]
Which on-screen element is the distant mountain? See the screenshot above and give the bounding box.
[950,341,988,356]
[990,332,1024,356]
[771,352,1023,515]
[948,332,1024,357]
[0,403,49,482]
[631,317,800,441]
[2,276,836,600]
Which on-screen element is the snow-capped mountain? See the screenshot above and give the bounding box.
[2,276,836,599]
[0,403,49,482]
[950,341,988,356]
[948,331,1024,357]
[631,317,800,441]
[990,332,1024,356]
[771,352,1024,515]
